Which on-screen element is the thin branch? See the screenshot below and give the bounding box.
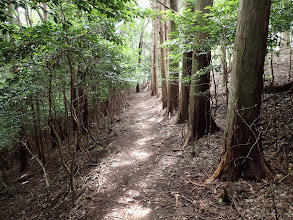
[21,138,50,187]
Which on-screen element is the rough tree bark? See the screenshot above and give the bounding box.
[222,45,229,106]
[176,0,193,124]
[67,50,79,206]
[167,0,179,115]
[151,0,159,97]
[184,0,219,145]
[176,51,192,124]
[159,0,168,108]
[210,0,274,181]
[136,21,147,93]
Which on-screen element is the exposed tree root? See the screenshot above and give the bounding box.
[207,152,274,183]
[206,160,223,184]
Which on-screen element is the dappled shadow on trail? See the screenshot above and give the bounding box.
[69,89,228,219]
[70,90,182,219]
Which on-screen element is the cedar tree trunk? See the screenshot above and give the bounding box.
[159,0,168,108]
[210,0,274,181]
[185,0,219,145]
[167,0,179,115]
[176,51,192,124]
[151,1,159,96]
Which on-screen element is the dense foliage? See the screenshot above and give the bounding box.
[0,0,147,152]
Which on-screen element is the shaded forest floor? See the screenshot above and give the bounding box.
[0,48,293,219]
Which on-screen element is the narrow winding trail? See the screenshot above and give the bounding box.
[70,89,225,219]
[70,90,183,219]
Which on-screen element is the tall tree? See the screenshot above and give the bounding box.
[159,0,168,108]
[176,1,193,124]
[136,27,144,93]
[184,0,219,145]
[24,4,32,26]
[210,0,274,181]
[151,0,159,96]
[167,0,179,115]
[176,50,192,123]
[282,0,291,48]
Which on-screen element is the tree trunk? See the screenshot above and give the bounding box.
[24,4,32,26]
[151,1,159,96]
[82,90,89,135]
[222,45,228,85]
[31,102,43,163]
[67,50,78,206]
[19,128,30,172]
[43,3,48,21]
[36,98,46,164]
[19,144,29,173]
[159,0,168,108]
[176,51,192,124]
[15,7,22,26]
[165,6,170,78]
[210,0,274,181]
[8,2,16,25]
[167,0,179,115]
[283,0,291,48]
[185,0,219,145]
[222,45,229,106]
[68,51,79,147]
[283,31,290,48]
[137,24,145,93]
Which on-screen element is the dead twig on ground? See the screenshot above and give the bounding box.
[278,172,293,183]
[180,194,194,204]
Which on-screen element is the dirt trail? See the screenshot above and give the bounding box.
[70,48,293,220]
[70,88,239,220]
[71,89,187,219]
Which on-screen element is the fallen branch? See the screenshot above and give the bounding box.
[278,172,293,183]
[180,194,194,204]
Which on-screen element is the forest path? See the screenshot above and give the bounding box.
[69,49,293,219]
[70,88,210,219]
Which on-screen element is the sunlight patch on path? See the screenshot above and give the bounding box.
[111,159,135,168]
[135,137,153,146]
[94,91,170,219]
[106,204,152,220]
[148,116,163,123]
[131,150,151,160]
